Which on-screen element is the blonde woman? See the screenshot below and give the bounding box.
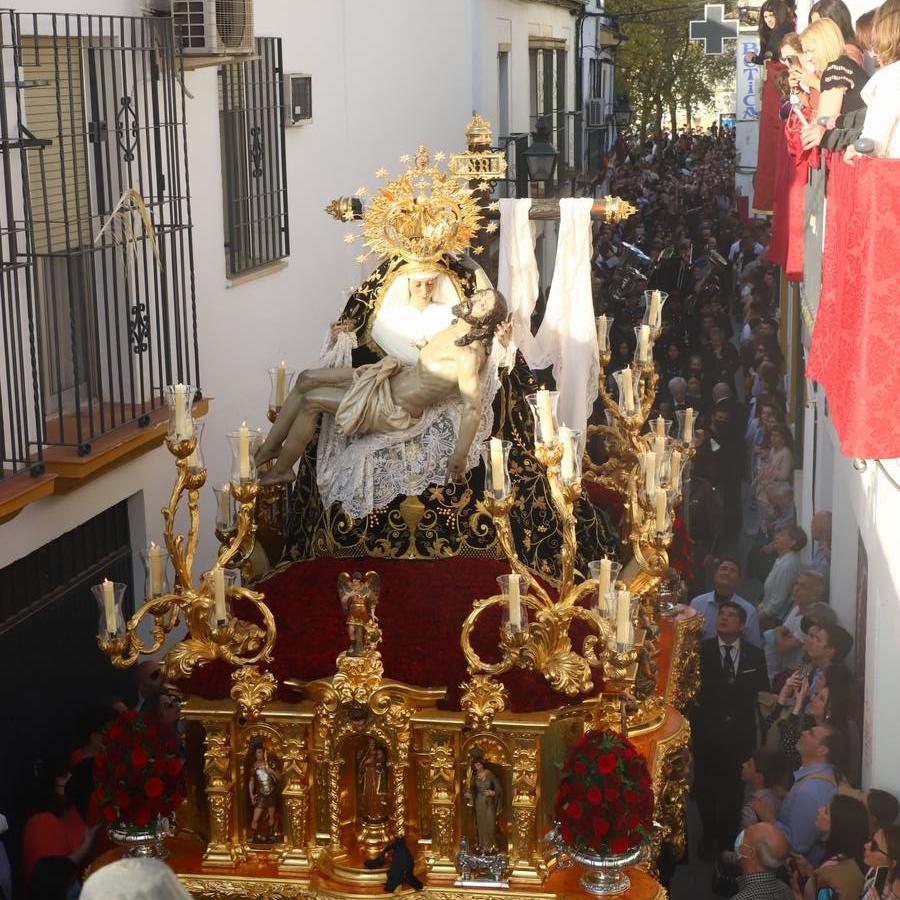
[799,18,870,149]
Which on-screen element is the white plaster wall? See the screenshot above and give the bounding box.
[0,0,573,585]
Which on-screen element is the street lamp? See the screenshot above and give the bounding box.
[523,116,558,186]
[613,95,633,130]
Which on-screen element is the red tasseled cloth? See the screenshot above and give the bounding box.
[752,62,787,215]
[769,115,807,281]
[806,156,900,458]
[184,557,602,712]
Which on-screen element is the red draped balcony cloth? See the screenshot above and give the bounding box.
[769,114,807,281]
[752,62,787,215]
[806,157,900,459]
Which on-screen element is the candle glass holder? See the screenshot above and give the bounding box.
[647,416,671,439]
[654,487,675,536]
[496,573,530,635]
[664,449,686,493]
[675,408,696,446]
[642,289,668,336]
[480,439,512,499]
[227,426,263,485]
[213,484,236,532]
[140,546,171,600]
[611,592,639,652]
[596,315,614,354]
[525,391,560,448]
[612,369,641,419]
[268,365,296,418]
[163,384,196,441]
[185,420,205,474]
[587,559,623,618]
[632,325,654,366]
[641,449,661,498]
[557,428,584,486]
[92,581,127,640]
[203,568,238,628]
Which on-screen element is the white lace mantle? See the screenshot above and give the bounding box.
[314,330,499,519]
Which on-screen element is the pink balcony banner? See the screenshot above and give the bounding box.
[807,156,900,459]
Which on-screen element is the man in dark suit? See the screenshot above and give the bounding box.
[692,601,770,857]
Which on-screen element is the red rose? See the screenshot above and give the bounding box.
[573,760,587,775]
[625,812,640,830]
[123,709,137,723]
[166,758,184,777]
[605,786,619,802]
[102,804,117,822]
[564,801,583,821]
[624,789,639,805]
[596,754,616,775]
[623,746,635,760]
[586,786,603,805]
[145,777,164,799]
[593,818,610,837]
[130,747,148,769]
[610,835,630,854]
[131,803,151,826]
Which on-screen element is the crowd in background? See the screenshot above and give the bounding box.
[592,89,898,899]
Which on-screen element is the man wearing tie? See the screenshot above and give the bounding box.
[692,601,770,858]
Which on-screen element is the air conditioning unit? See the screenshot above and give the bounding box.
[284,74,312,127]
[172,0,255,55]
[586,99,608,129]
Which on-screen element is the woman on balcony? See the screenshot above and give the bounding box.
[745,0,795,64]
[846,0,900,160]
[798,18,870,150]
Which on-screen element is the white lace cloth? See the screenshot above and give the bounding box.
[314,329,499,519]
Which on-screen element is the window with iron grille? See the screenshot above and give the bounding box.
[220,37,290,277]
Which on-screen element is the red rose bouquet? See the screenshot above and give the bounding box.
[93,709,185,828]
[553,729,654,855]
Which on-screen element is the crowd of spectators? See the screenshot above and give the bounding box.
[593,66,897,896]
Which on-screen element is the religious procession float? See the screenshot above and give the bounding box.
[89,116,703,900]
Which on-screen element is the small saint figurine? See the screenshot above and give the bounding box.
[464,751,503,854]
[337,570,381,656]
[247,738,279,844]
[358,736,389,823]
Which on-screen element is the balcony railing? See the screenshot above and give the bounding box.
[0,10,198,486]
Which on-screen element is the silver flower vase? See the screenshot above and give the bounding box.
[545,822,646,896]
[108,815,175,859]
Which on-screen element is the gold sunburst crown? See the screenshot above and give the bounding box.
[361,145,483,265]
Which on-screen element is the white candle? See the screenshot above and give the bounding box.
[616,590,631,646]
[597,557,612,614]
[508,574,522,630]
[654,435,666,462]
[638,324,650,363]
[536,389,555,445]
[649,290,662,329]
[489,437,506,497]
[213,566,227,623]
[173,383,187,437]
[655,415,666,438]
[622,367,635,414]
[218,483,231,526]
[597,315,609,352]
[671,449,682,491]
[655,487,668,531]
[683,408,694,444]
[645,450,657,495]
[559,426,575,483]
[102,578,116,635]
[238,421,250,479]
[275,361,287,407]
[149,542,164,596]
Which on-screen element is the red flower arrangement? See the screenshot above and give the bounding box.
[93,709,185,828]
[553,729,654,855]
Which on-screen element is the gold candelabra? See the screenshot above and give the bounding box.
[463,290,696,705]
[94,385,277,682]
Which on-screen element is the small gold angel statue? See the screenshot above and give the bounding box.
[337,570,381,656]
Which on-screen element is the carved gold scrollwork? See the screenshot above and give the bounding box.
[279,724,312,871]
[459,675,508,732]
[230,666,277,722]
[650,716,692,862]
[665,612,704,712]
[426,732,458,872]
[201,718,242,866]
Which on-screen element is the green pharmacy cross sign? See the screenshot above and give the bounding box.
[689,4,739,54]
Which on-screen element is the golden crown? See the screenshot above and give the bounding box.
[359,145,485,266]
